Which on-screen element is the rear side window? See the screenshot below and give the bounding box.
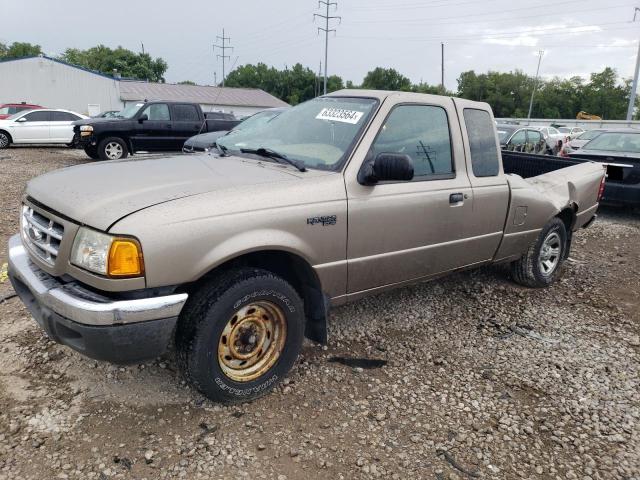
[463,108,500,177]
[174,104,200,121]
[371,104,453,180]
[51,111,80,121]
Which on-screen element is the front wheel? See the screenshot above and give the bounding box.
[98,137,128,160]
[176,268,305,403]
[84,146,100,160]
[0,132,10,149]
[511,218,568,288]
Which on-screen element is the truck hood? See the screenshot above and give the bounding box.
[26,154,312,231]
[73,117,126,127]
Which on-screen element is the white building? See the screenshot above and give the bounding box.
[0,56,288,117]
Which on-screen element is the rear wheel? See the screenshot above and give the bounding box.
[511,218,568,288]
[0,132,10,149]
[98,137,128,160]
[176,268,305,403]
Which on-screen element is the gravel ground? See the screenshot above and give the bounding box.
[0,147,639,480]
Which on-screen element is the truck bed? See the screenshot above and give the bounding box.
[502,150,583,179]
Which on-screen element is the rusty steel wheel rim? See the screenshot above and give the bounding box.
[218,301,287,382]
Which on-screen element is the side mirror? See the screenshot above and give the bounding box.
[138,114,148,123]
[360,153,414,185]
[17,117,27,123]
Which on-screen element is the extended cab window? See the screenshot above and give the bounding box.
[371,104,453,179]
[142,104,170,121]
[463,108,500,177]
[174,104,200,122]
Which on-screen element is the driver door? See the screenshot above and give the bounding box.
[132,103,172,151]
[344,97,485,295]
[11,111,51,142]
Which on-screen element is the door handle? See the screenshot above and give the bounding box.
[449,193,464,204]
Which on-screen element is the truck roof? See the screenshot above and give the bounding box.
[326,89,491,110]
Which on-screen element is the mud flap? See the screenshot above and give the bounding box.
[303,285,329,345]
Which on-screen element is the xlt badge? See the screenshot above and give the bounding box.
[307,215,337,226]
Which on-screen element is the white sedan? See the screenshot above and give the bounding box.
[531,126,567,152]
[0,109,88,148]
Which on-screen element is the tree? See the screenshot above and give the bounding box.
[178,80,197,85]
[225,63,342,104]
[0,42,42,59]
[59,45,167,82]
[361,67,412,91]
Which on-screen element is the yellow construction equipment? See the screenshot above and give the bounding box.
[576,111,602,121]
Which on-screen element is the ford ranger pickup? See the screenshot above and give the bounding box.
[9,90,605,403]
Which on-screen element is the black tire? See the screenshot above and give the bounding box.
[511,218,568,288]
[84,146,100,160]
[176,267,305,404]
[97,137,128,160]
[0,131,11,149]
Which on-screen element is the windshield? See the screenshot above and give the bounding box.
[577,130,602,141]
[117,103,145,119]
[584,132,640,153]
[497,127,516,142]
[217,97,378,170]
[0,107,12,115]
[558,127,570,133]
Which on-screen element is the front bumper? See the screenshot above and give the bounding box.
[8,235,188,363]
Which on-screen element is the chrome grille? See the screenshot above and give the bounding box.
[21,205,64,266]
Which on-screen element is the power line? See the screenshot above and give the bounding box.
[314,0,341,95]
[348,0,618,24]
[339,21,633,43]
[213,29,233,87]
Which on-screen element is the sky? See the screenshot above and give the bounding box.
[2,0,640,90]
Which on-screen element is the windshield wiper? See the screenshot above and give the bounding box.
[240,147,306,172]
[214,143,228,156]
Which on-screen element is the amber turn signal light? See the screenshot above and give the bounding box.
[108,239,144,277]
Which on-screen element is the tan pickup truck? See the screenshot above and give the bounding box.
[8,90,605,403]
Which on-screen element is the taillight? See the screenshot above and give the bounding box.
[597,173,606,202]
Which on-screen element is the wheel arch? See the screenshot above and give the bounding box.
[555,203,578,232]
[179,249,329,345]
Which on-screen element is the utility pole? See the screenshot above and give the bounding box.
[441,42,445,92]
[314,1,341,95]
[627,8,640,121]
[527,50,544,121]
[141,42,145,55]
[213,29,233,87]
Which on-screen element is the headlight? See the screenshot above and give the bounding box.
[79,125,94,137]
[70,227,144,277]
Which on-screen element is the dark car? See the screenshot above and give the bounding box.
[73,101,240,160]
[568,129,640,206]
[183,107,288,153]
[497,124,547,154]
